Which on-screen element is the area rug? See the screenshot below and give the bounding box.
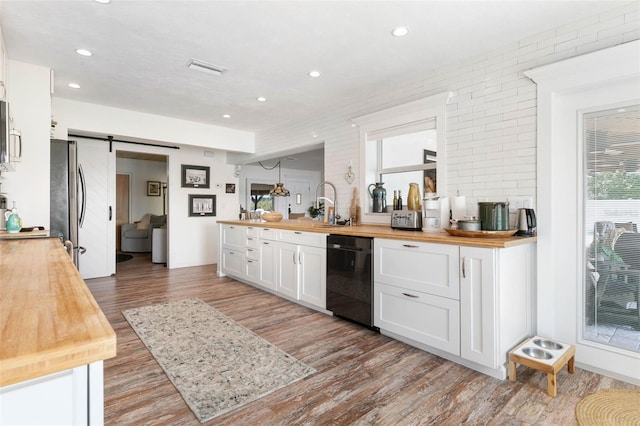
[122,298,315,423]
[575,389,640,425]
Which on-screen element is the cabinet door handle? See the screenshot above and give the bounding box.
[461,257,466,278]
[402,292,419,298]
[292,252,297,264]
[403,244,419,248]
[299,252,302,264]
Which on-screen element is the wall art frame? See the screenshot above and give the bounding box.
[181,164,210,188]
[147,181,161,196]
[188,194,216,217]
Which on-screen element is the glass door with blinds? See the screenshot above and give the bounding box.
[583,104,640,353]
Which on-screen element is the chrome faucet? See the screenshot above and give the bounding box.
[315,181,338,223]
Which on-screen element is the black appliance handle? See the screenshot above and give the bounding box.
[78,163,87,228]
[329,244,365,252]
[109,206,112,221]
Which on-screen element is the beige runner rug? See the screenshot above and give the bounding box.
[123,298,316,423]
[575,388,640,426]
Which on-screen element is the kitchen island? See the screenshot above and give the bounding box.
[0,237,116,425]
[218,219,536,380]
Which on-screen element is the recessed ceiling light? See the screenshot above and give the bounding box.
[222,114,231,118]
[257,97,267,102]
[391,26,409,37]
[309,70,321,78]
[68,83,81,89]
[94,0,111,4]
[75,49,92,57]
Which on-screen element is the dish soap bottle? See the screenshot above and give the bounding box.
[5,202,22,233]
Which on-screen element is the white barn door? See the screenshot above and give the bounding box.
[77,138,115,279]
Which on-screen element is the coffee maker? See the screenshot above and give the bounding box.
[421,196,449,233]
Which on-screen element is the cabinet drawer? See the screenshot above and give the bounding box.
[222,225,244,249]
[221,248,243,276]
[245,236,259,249]
[374,238,459,300]
[245,247,259,260]
[277,230,327,248]
[244,258,259,281]
[259,227,278,241]
[374,282,460,355]
[246,226,259,237]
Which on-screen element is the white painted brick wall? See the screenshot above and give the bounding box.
[254,3,639,219]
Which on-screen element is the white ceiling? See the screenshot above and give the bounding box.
[1,0,628,138]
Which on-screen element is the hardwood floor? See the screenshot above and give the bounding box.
[87,254,637,425]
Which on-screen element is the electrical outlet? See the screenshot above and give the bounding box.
[507,196,533,211]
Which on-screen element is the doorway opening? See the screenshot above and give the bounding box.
[116,150,168,268]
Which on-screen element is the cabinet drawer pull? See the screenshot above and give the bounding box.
[402,292,419,298]
[295,231,302,234]
[262,242,269,245]
[229,226,235,229]
[402,244,419,248]
[247,249,254,252]
[247,260,254,263]
[247,237,253,241]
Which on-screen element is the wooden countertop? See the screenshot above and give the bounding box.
[0,238,116,387]
[217,220,536,248]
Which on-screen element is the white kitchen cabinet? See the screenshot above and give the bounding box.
[298,244,327,309]
[374,237,533,379]
[222,224,244,249]
[375,282,459,354]
[0,361,105,426]
[460,245,532,370]
[258,240,277,291]
[219,224,328,310]
[222,248,243,277]
[375,238,459,299]
[276,241,299,299]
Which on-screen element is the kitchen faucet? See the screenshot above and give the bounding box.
[315,181,338,223]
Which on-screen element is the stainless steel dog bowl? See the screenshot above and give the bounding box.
[522,347,553,360]
[533,338,563,350]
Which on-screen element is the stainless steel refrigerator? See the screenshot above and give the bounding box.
[50,139,85,268]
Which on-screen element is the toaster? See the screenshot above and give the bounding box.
[391,210,422,230]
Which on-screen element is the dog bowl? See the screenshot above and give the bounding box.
[522,347,553,360]
[533,339,563,350]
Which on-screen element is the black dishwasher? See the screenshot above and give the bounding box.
[326,235,375,329]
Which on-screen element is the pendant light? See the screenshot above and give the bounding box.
[259,160,290,197]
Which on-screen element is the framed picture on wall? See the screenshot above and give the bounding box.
[225,183,236,193]
[188,194,216,217]
[147,181,161,196]
[181,165,210,188]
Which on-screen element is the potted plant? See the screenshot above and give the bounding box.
[308,202,324,220]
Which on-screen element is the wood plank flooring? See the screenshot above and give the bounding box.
[87,254,637,425]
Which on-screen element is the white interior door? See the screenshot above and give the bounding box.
[77,138,115,279]
[285,178,311,216]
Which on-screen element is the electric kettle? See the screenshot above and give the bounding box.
[516,208,537,236]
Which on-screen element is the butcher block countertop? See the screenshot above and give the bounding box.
[0,238,116,387]
[218,220,536,248]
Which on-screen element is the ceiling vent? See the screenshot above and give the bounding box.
[187,59,228,76]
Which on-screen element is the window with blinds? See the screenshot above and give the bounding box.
[583,104,640,348]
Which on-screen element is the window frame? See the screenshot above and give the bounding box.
[351,92,452,224]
